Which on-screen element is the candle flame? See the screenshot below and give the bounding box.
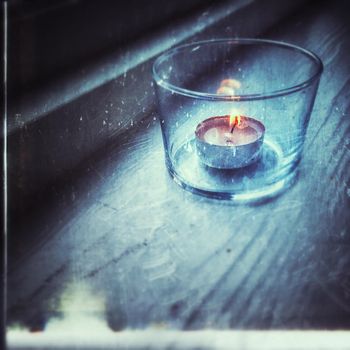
[230,115,242,128]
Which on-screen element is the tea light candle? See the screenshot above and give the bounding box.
[195,115,265,169]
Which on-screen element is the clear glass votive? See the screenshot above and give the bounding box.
[152,38,323,202]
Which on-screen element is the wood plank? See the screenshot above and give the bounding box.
[6,0,350,343]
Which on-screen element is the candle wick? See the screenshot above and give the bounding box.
[230,123,236,133]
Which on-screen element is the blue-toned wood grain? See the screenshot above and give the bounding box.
[7,0,350,337]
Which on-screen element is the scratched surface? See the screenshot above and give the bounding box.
[7,0,350,336]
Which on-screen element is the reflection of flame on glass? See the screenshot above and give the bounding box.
[217,78,241,96]
[221,79,241,89]
[217,86,234,95]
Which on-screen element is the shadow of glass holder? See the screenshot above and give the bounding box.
[153,38,323,202]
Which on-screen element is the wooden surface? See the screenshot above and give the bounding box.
[6,0,350,346]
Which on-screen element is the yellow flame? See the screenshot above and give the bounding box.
[229,114,242,127]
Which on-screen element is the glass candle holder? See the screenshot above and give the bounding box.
[153,39,323,202]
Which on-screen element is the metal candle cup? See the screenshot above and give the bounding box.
[195,115,265,169]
